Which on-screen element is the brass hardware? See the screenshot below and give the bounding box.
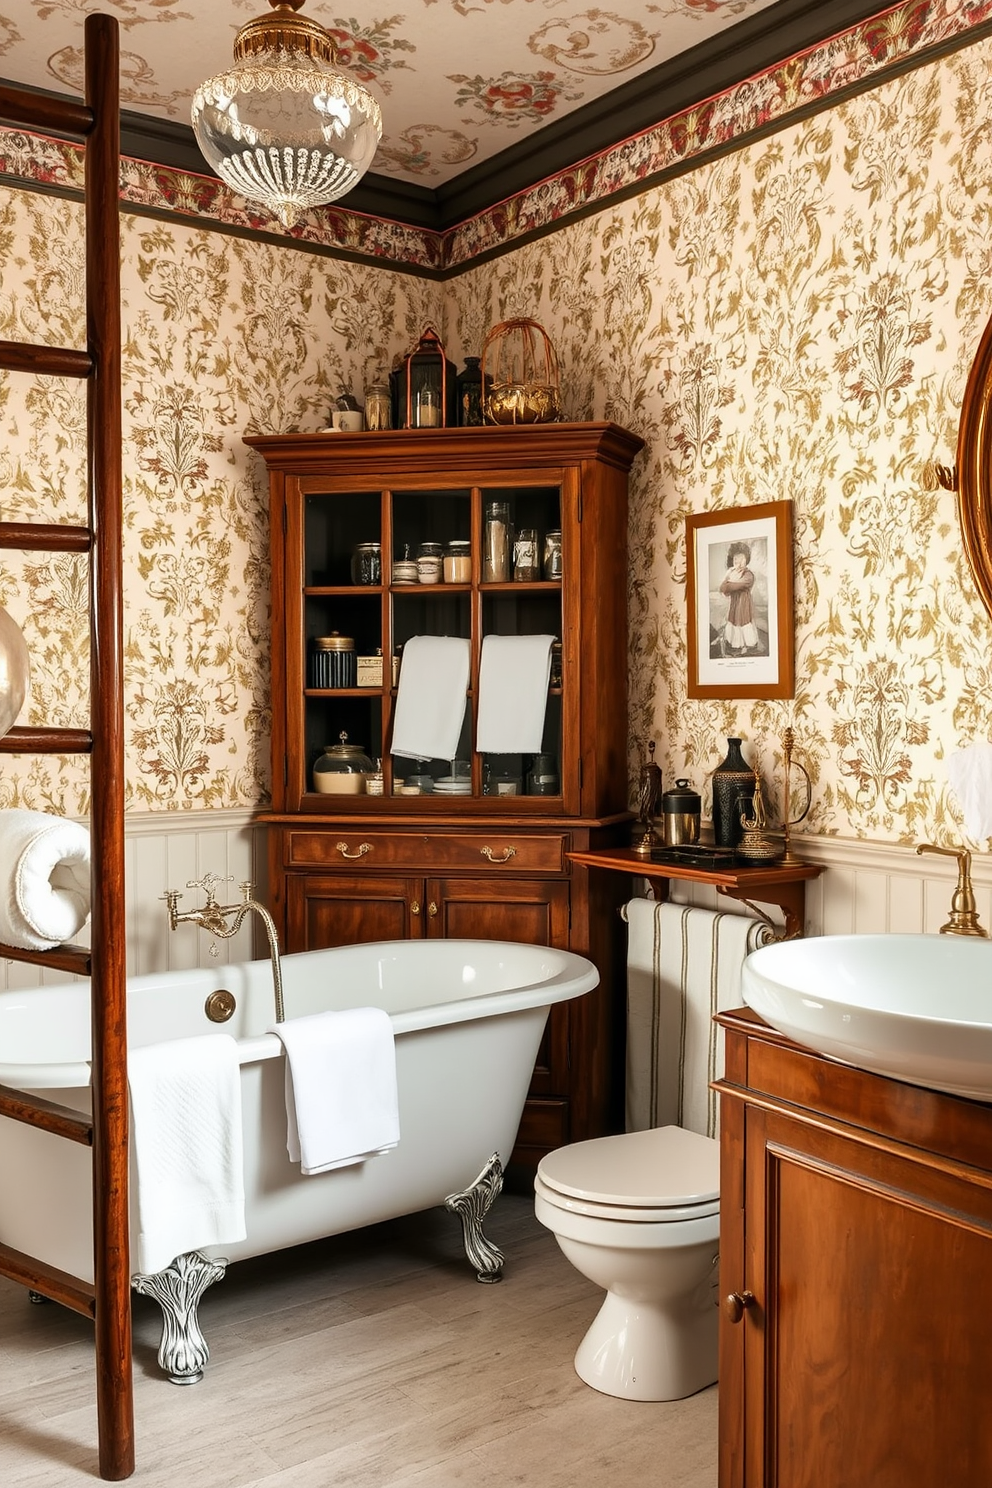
[916,844,989,937]
[336,841,372,859]
[480,845,516,863]
[779,727,812,865]
[723,1290,755,1323]
[428,901,438,916]
[205,989,236,1023]
[165,877,286,1022]
[411,901,421,915]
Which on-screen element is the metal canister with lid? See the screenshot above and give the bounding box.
[309,632,356,689]
[661,779,701,846]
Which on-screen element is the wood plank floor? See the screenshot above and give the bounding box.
[0,1194,718,1485]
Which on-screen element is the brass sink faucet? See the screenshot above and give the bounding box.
[915,844,989,938]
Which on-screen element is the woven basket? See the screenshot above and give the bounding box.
[480,318,561,425]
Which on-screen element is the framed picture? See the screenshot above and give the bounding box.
[685,499,794,699]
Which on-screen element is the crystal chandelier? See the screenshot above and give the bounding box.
[191,0,382,229]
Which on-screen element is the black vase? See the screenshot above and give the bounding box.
[711,737,754,849]
[456,356,488,426]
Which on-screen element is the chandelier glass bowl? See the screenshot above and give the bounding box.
[191,1,382,229]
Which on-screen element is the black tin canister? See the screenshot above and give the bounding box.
[309,633,356,688]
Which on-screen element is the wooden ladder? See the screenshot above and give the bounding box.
[0,15,133,1481]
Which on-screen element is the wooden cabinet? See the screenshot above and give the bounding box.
[715,1009,992,1488]
[247,422,644,1171]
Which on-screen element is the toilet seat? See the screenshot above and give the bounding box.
[536,1125,720,1224]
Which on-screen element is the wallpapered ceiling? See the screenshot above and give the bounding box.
[0,0,780,187]
[1,26,992,846]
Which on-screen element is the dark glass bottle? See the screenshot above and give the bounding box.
[711,737,754,849]
[456,356,487,426]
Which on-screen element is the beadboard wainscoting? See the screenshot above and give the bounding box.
[0,810,262,992]
[4,819,988,993]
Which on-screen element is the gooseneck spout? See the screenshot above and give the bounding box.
[915,844,989,939]
[164,874,286,1022]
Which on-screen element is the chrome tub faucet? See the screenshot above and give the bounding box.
[164,873,286,1022]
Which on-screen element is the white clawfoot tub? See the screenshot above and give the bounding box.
[0,939,598,1381]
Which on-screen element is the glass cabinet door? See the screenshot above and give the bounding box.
[297,475,566,809]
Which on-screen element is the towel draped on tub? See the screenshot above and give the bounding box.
[625,898,770,1139]
[270,1007,401,1175]
[0,808,91,951]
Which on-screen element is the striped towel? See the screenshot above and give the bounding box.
[624,899,770,1139]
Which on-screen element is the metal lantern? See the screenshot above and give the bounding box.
[390,326,457,429]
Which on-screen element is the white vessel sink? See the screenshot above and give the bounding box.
[741,933,992,1101]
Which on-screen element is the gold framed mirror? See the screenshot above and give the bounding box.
[956,311,992,622]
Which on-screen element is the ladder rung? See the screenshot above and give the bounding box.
[0,1084,93,1144]
[0,522,91,553]
[0,339,93,379]
[0,726,92,754]
[0,84,94,141]
[0,938,91,975]
[0,1243,96,1318]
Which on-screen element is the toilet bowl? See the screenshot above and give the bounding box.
[534,1124,720,1402]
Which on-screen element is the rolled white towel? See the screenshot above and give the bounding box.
[0,809,91,950]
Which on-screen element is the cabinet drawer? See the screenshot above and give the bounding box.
[285,830,568,873]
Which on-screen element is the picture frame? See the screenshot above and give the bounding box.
[685,499,794,699]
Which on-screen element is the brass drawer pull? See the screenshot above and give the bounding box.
[480,845,516,864]
[723,1290,756,1324]
[336,841,372,860]
[428,901,438,916]
[411,901,421,916]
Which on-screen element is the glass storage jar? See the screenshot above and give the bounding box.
[417,541,443,583]
[312,731,373,794]
[443,539,472,583]
[309,633,356,689]
[483,501,510,582]
[364,382,392,431]
[351,542,381,585]
[543,529,563,580]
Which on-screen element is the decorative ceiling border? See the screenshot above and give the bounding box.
[0,0,989,276]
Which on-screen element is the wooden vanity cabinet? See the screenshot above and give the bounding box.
[247,423,644,1170]
[715,1008,992,1488]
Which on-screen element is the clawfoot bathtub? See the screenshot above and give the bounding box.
[0,939,598,1381]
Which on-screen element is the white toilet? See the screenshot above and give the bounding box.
[534,1124,720,1402]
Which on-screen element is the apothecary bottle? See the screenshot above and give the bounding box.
[364,382,392,431]
[443,539,472,583]
[417,540,443,583]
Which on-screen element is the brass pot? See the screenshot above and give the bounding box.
[485,383,561,426]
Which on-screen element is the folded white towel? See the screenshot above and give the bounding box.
[128,1034,246,1277]
[948,743,992,840]
[270,1008,400,1176]
[390,634,470,762]
[476,634,555,754]
[0,808,91,951]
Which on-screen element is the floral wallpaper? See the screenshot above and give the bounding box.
[0,197,441,814]
[446,36,992,849]
[2,20,992,850]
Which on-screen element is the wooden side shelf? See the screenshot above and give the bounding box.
[565,846,822,939]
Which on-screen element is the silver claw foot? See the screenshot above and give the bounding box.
[445,1152,505,1283]
[132,1250,228,1384]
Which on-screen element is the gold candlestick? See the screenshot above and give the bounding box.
[779,727,812,864]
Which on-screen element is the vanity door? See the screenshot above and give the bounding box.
[734,1101,992,1488]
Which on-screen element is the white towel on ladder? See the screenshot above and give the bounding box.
[624,899,769,1139]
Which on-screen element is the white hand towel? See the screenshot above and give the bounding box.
[390,634,470,762]
[948,743,992,840]
[270,1008,400,1176]
[476,634,555,754]
[0,808,91,950]
[128,1034,246,1277]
